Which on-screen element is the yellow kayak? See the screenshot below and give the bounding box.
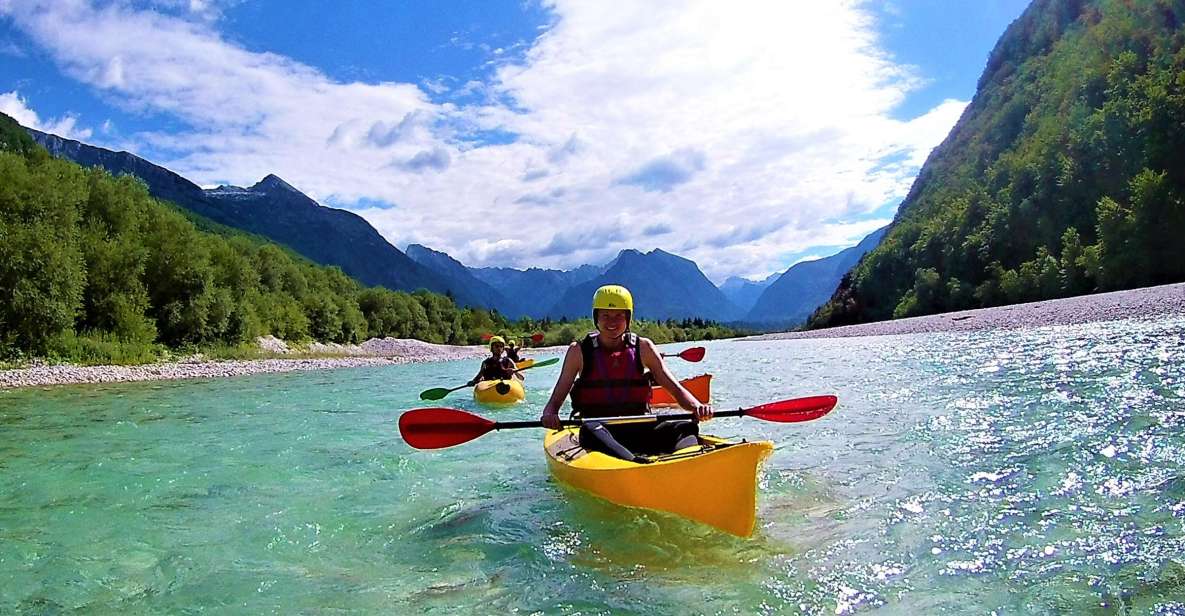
[544,426,773,536]
[473,379,525,405]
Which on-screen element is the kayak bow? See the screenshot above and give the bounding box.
[544,427,773,536]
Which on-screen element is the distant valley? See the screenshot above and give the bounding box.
[28,128,882,328]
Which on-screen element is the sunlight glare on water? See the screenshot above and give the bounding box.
[2,316,1184,613]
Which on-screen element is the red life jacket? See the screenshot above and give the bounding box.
[570,332,652,417]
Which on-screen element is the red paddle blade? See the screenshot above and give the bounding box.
[679,347,706,362]
[399,408,496,449]
[747,395,837,422]
[530,333,545,343]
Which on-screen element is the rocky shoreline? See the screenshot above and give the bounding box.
[0,337,565,390]
[5,284,1183,389]
[744,282,1185,341]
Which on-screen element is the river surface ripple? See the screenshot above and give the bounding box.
[2,316,1184,614]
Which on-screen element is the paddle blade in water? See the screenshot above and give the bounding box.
[746,395,837,423]
[419,387,453,401]
[679,347,706,362]
[399,408,496,449]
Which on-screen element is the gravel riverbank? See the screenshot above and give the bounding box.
[744,282,1185,341]
[0,337,562,390]
[6,284,1182,389]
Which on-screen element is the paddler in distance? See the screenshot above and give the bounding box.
[540,285,712,462]
[505,338,524,363]
[466,336,523,386]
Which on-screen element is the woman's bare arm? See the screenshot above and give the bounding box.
[540,344,583,429]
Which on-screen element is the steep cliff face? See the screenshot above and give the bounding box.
[812,0,1185,328]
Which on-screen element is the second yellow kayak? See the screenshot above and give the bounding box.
[473,379,525,405]
[544,426,773,536]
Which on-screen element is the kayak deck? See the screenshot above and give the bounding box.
[544,427,773,536]
[473,379,525,405]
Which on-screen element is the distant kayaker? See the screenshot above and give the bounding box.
[540,285,712,462]
[505,339,524,363]
[467,336,523,385]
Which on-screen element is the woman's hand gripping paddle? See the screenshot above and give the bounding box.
[661,347,706,362]
[418,357,561,401]
[399,394,838,449]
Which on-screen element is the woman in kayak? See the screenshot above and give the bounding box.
[467,336,523,385]
[540,285,712,462]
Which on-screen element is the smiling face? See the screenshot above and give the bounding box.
[596,308,630,340]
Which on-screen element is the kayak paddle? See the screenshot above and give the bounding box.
[661,346,706,362]
[418,384,470,401]
[399,395,838,450]
[418,358,560,401]
[519,357,559,370]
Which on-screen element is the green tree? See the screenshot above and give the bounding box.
[0,154,86,355]
[1058,227,1090,295]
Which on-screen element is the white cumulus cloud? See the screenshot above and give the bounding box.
[0,90,92,140]
[1,0,968,282]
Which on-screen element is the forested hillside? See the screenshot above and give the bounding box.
[0,111,737,363]
[812,0,1185,327]
[28,129,482,307]
[0,112,515,361]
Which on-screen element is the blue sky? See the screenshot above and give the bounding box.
[0,0,1030,282]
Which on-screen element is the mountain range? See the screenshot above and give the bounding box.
[27,129,478,304]
[26,125,882,327]
[719,273,782,314]
[747,226,888,327]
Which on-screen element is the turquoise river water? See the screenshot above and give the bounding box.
[2,317,1185,614]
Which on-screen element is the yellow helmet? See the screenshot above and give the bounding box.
[507,339,518,347]
[592,284,633,324]
[489,335,505,349]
